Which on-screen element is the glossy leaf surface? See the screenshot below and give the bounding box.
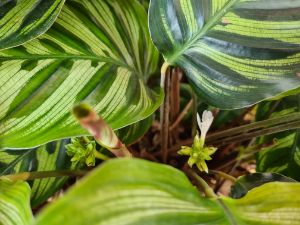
[0,0,161,148]
[0,0,65,50]
[149,0,300,109]
[230,172,296,199]
[256,95,300,181]
[0,140,73,207]
[117,115,153,145]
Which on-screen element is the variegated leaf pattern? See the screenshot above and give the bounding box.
[0,0,65,50]
[256,94,300,181]
[149,0,300,109]
[0,179,33,225]
[0,0,161,148]
[34,159,300,225]
[0,140,73,207]
[117,115,153,145]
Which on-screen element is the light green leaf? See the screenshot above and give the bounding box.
[223,182,300,225]
[149,0,300,109]
[0,0,162,148]
[34,158,300,225]
[0,0,65,50]
[0,179,33,225]
[0,140,73,207]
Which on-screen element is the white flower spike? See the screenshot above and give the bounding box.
[197,110,214,141]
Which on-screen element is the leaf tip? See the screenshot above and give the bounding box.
[72,103,93,119]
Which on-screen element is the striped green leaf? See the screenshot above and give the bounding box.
[256,95,300,181]
[34,158,300,225]
[117,115,153,145]
[0,140,73,207]
[0,179,33,225]
[0,0,65,50]
[0,0,162,148]
[149,0,300,109]
[257,132,300,181]
[230,172,296,199]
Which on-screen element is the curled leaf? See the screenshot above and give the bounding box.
[72,103,131,158]
[73,103,122,150]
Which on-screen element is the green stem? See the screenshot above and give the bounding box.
[209,170,236,182]
[94,150,110,160]
[0,170,87,182]
[188,170,217,198]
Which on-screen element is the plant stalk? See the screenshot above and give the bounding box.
[1,170,87,182]
[209,170,236,182]
[188,169,217,198]
[160,62,171,163]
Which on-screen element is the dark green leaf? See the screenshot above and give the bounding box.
[117,115,153,145]
[257,132,300,181]
[149,0,300,109]
[230,172,296,199]
[0,140,73,207]
[256,95,300,181]
[0,0,65,50]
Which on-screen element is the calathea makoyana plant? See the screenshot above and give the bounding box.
[0,1,300,225]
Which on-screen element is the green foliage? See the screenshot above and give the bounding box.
[230,173,296,199]
[0,0,65,50]
[257,132,300,181]
[0,179,33,225]
[0,140,73,207]
[117,115,153,145]
[33,159,300,225]
[149,0,300,109]
[256,95,300,180]
[1,1,300,224]
[0,0,162,149]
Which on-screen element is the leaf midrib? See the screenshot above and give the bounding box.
[0,54,135,72]
[216,198,238,225]
[166,0,239,64]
